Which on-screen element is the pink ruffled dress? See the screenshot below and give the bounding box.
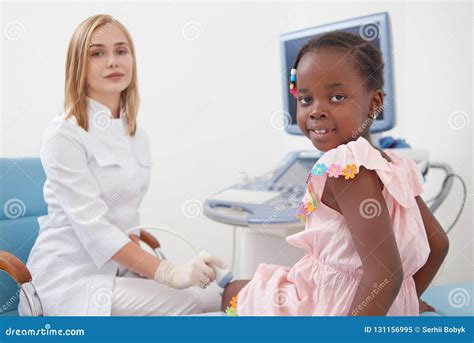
[237,136,430,316]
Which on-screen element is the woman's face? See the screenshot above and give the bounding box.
[296,48,382,152]
[86,22,133,97]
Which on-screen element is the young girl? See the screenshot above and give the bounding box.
[222,31,449,316]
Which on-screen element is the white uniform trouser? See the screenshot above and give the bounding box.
[110,272,222,316]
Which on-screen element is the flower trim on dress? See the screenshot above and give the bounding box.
[296,192,317,223]
[327,163,343,178]
[310,163,328,176]
[225,296,238,316]
[341,163,358,180]
[296,162,359,223]
[311,162,358,180]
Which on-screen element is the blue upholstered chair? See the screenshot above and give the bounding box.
[0,158,47,316]
[420,282,473,316]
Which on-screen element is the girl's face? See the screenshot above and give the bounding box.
[296,48,383,152]
[86,23,133,97]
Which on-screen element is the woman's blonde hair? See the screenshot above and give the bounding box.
[64,14,139,136]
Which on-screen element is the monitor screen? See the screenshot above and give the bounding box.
[275,158,317,188]
[280,12,395,135]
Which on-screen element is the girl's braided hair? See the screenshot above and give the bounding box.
[293,30,385,92]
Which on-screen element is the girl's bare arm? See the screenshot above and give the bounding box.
[327,167,403,316]
[412,196,449,297]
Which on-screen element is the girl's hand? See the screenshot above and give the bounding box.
[419,297,436,313]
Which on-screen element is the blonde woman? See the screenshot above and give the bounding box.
[19,14,223,316]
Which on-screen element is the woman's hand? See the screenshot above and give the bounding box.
[419,297,436,313]
[153,255,217,289]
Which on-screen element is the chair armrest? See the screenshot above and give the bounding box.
[0,251,32,285]
[140,229,161,250]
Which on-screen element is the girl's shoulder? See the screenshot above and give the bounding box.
[314,136,425,204]
[309,136,392,180]
[297,137,425,222]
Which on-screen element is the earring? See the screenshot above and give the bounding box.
[289,68,297,97]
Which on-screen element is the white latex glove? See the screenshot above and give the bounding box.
[198,251,226,269]
[153,255,216,289]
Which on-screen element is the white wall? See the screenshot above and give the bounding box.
[1,1,472,285]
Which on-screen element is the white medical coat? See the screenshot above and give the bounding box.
[19,98,152,316]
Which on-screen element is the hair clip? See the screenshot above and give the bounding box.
[289,68,297,97]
